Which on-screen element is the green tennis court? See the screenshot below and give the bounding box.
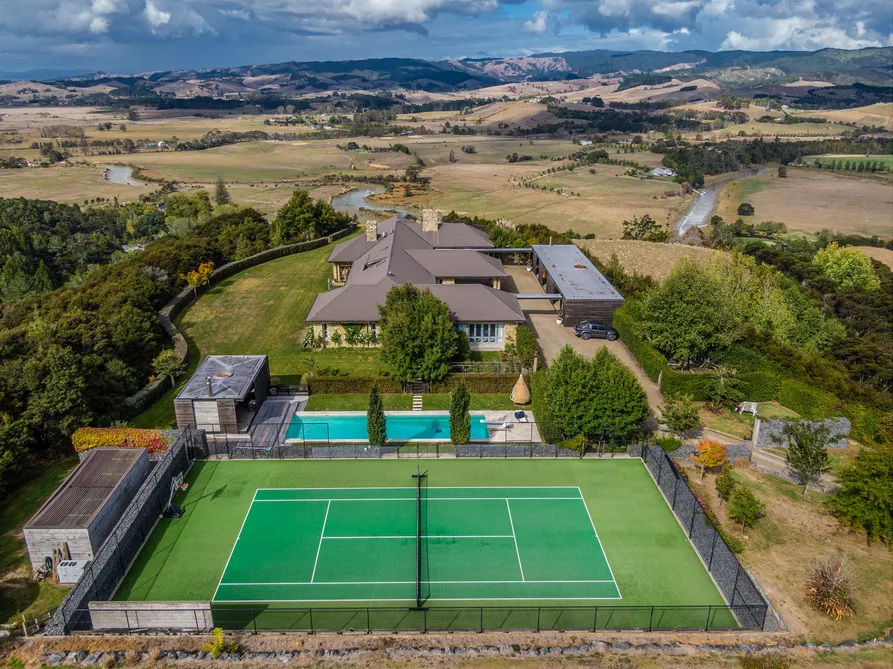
[213,486,620,604]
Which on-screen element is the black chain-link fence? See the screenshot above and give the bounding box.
[69,603,766,633]
[633,444,774,631]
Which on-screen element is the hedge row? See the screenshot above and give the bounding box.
[529,371,564,444]
[612,304,666,381]
[430,374,517,394]
[308,377,402,394]
[307,374,518,395]
[72,428,170,454]
[777,379,838,419]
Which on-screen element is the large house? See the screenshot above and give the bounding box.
[307,211,525,350]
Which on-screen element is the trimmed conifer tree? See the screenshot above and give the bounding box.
[449,380,471,445]
[367,383,387,446]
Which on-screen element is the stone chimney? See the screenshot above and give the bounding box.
[421,209,439,233]
[365,219,377,242]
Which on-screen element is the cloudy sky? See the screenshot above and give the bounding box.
[0,0,890,74]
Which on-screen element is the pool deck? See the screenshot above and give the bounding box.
[289,410,541,444]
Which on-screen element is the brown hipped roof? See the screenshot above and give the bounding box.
[307,284,524,323]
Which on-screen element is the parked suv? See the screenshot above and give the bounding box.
[573,320,618,341]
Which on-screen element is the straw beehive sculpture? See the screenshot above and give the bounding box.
[511,373,531,405]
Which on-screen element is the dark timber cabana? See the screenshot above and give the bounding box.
[529,244,625,325]
[174,355,270,433]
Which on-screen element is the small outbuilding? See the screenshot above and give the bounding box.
[530,245,625,326]
[174,355,270,433]
[24,448,150,574]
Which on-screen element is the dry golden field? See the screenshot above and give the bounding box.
[712,169,893,237]
[427,161,692,237]
[790,103,893,130]
[0,163,147,203]
[855,245,893,268]
[576,239,726,280]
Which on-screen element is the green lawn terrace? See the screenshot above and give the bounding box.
[113,459,741,631]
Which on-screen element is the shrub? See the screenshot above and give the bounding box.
[739,656,790,669]
[661,371,710,400]
[449,381,471,445]
[202,627,238,659]
[367,383,387,446]
[804,555,856,620]
[728,486,765,537]
[657,436,683,451]
[715,464,737,506]
[72,428,170,454]
[737,202,755,216]
[827,444,893,545]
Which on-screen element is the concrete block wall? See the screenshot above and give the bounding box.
[24,528,92,572]
[89,601,213,632]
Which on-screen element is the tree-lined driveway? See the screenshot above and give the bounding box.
[505,267,665,415]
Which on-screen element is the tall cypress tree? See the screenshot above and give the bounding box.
[449,381,471,445]
[367,382,387,446]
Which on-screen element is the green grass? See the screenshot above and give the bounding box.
[306,393,519,412]
[810,154,893,167]
[0,458,78,623]
[115,460,727,621]
[703,402,799,440]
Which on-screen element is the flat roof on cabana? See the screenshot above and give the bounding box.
[531,245,624,301]
[25,448,146,530]
[177,355,267,401]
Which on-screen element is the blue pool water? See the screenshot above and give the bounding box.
[286,413,491,442]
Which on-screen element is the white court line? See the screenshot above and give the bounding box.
[212,489,258,602]
[255,497,582,502]
[221,579,614,580]
[257,486,584,491]
[323,535,515,540]
[216,596,624,603]
[309,500,331,584]
[505,499,525,582]
[576,486,622,600]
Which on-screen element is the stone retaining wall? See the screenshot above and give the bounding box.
[667,442,752,461]
[755,417,851,450]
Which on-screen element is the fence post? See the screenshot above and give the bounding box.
[366,608,371,634]
[648,607,654,632]
[707,531,718,570]
[657,448,664,481]
[688,503,697,538]
[252,608,257,634]
[479,607,484,633]
[536,607,541,632]
[704,605,712,631]
[671,478,679,509]
[731,565,741,603]
[591,607,598,632]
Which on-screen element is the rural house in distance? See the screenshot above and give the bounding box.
[307,210,526,350]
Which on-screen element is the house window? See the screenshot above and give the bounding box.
[322,324,328,341]
[464,323,504,345]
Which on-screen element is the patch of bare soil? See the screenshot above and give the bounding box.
[855,246,893,270]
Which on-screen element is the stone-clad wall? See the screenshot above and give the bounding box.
[755,417,851,450]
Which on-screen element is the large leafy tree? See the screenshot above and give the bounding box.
[271,190,350,245]
[813,243,881,291]
[659,393,702,439]
[545,346,649,442]
[826,444,893,545]
[642,259,740,364]
[728,486,765,537]
[378,284,460,382]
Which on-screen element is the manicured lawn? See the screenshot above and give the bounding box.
[305,393,520,411]
[702,402,799,440]
[0,458,78,623]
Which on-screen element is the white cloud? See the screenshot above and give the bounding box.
[220,9,251,20]
[524,10,549,34]
[89,16,109,32]
[720,16,885,50]
[144,0,170,28]
[91,0,121,14]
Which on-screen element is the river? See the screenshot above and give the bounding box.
[331,185,415,218]
[103,165,144,187]
[676,168,769,233]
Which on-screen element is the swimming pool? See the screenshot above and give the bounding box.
[286,412,491,442]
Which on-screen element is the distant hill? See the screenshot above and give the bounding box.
[6,47,890,102]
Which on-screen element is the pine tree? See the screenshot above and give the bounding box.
[215,176,231,205]
[827,444,892,545]
[785,421,832,495]
[367,383,387,446]
[449,380,471,445]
